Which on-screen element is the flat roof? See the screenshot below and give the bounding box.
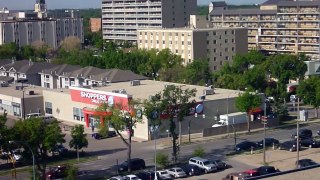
[0,84,44,98]
[45,80,241,101]
[138,27,246,32]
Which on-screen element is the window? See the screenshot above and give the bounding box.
[213,32,216,35]
[213,49,216,53]
[232,47,235,51]
[232,39,234,43]
[232,30,234,35]
[225,31,227,35]
[214,57,217,61]
[213,40,216,44]
[225,48,228,52]
[207,40,209,44]
[73,107,84,121]
[225,39,228,43]
[45,102,52,114]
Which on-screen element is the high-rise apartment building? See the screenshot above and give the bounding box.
[209,0,320,60]
[101,0,197,43]
[0,0,83,49]
[137,26,247,71]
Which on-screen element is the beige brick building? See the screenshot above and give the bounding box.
[90,18,101,32]
[137,27,248,71]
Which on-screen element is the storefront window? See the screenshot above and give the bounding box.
[73,107,84,121]
[45,102,52,114]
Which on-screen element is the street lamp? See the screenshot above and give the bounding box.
[296,97,300,169]
[9,141,35,180]
[150,125,159,180]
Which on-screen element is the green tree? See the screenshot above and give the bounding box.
[96,99,143,172]
[69,125,88,154]
[150,85,196,163]
[12,118,65,179]
[297,76,320,118]
[183,59,212,85]
[264,54,307,98]
[235,91,262,132]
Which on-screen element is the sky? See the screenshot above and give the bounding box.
[0,0,266,10]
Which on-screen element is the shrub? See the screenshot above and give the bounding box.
[156,153,170,169]
[192,146,205,157]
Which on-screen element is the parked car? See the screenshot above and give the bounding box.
[235,141,257,152]
[156,170,172,180]
[46,165,68,179]
[180,164,202,176]
[254,166,279,175]
[256,138,280,148]
[222,172,251,180]
[108,176,125,180]
[51,144,68,155]
[92,131,117,140]
[124,174,141,180]
[210,159,230,170]
[292,129,313,140]
[118,158,146,172]
[300,138,320,148]
[166,167,187,178]
[296,159,318,168]
[278,140,300,152]
[243,169,259,177]
[135,171,155,180]
[189,157,217,173]
[317,130,320,136]
[10,149,23,162]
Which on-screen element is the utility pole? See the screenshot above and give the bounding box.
[296,97,300,169]
[262,98,267,165]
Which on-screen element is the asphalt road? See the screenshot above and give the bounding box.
[75,122,320,179]
[2,119,320,179]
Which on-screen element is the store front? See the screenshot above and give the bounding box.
[69,86,132,127]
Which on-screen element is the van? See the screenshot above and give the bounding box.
[189,157,217,173]
[26,113,41,119]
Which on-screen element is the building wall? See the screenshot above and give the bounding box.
[90,18,101,32]
[210,2,320,60]
[0,18,83,49]
[138,27,248,71]
[24,95,44,115]
[101,0,196,42]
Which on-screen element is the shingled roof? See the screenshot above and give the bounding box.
[210,1,227,7]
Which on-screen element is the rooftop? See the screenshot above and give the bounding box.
[0,84,45,98]
[45,80,241,101]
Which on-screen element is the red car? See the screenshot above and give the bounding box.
[243,169,259,176]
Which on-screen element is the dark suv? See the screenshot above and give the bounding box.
[292,129,313,140]
[118,158,146,172]
[181,164,202,176]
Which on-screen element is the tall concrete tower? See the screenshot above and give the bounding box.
[34,0,47,19]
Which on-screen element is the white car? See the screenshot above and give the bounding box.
[108,176,125,180]
[157,170,172,179]
[166,167,187,178]
[10,149,23,161]
[124,174,141,180]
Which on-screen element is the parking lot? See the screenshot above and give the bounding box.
[179,144,320,180]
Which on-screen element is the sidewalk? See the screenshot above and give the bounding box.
[157,118,320,149]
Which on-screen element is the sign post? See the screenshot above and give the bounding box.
[261,116,268,165]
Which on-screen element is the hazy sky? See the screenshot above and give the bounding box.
[0,0,266,10]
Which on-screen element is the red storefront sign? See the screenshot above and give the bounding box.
[69,86,131,108]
